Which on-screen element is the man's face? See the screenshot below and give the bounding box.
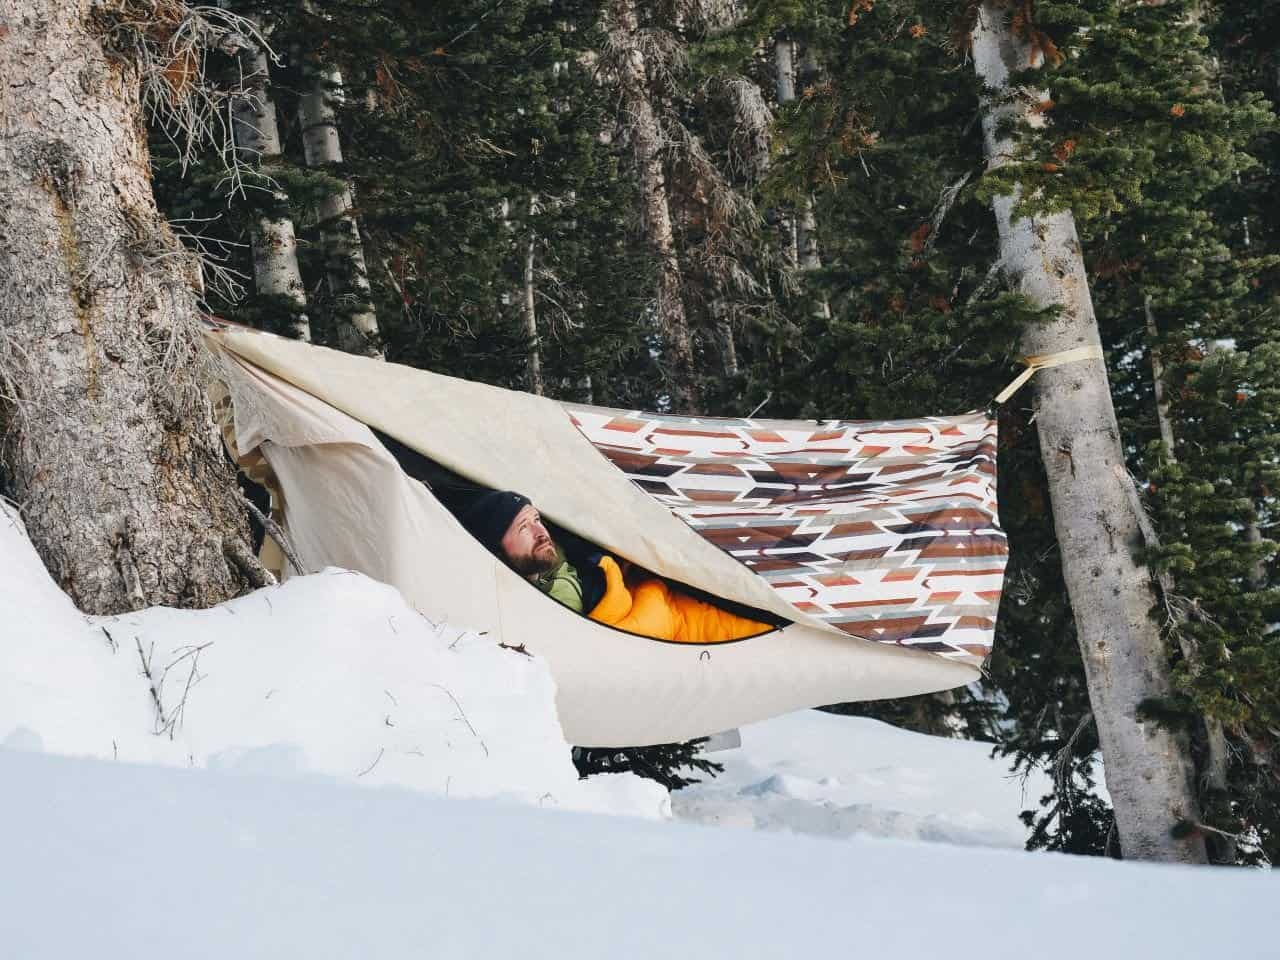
[500,504,559,576]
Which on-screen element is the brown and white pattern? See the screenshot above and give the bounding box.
[565,406,1004,665]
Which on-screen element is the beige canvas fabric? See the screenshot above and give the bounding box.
[208,333,978,746]
[208,327,836,634]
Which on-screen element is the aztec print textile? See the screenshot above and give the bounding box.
[565,407,1005,666]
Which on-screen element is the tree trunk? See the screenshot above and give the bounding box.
[232,24,310,341]
[297,59,381,356]
[772,37,799,266]
[712,302,738,378]
[1145,296,1177,454]
[523,224,544,396]
[972,2,1206,864]
[0,0,255,614]
[774,36,828,319]
[608,0,700,413]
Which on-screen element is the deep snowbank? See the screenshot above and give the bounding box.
[1,747,1272,960]
[0,504,664,817]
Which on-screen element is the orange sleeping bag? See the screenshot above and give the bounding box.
[587,556,771,643]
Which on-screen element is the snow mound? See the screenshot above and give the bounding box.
[673,709,1051,847]
[0,504,665,818]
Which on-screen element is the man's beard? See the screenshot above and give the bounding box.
[510,538,559,576]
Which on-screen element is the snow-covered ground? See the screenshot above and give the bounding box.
[676,710,1050,848]
[3,746,1274,960]
[4,502,1276,959]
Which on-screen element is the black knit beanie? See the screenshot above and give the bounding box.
[460,490,531,556]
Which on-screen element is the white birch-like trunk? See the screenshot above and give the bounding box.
[608,0,700,413]
[774,37,828,318]
[232,27,310,341]
[972,2,1206,863]
[1246,516,1266,590]
[523,226,544,396]
[796,45,825,300]
[1145,296,1177,453]
[0,0,255,613]
[773,36,799,267]
[297,61,381,356]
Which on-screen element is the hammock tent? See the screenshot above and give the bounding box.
[206,327,1007,747]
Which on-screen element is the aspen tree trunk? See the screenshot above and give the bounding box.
[523,223,544,396]
[794,47,824,281]
[297,60,381,356]
[1246,515,1266,590]
[1145,297,1177,453]
[607,0,700,413]
[773,36,799,266]
[0,0,255,613]
[774,36,828,319]
[972,2,1206,863]
[232,26,310,341]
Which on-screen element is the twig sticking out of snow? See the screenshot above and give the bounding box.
[136,636,213,740]
[136,637,168,733]
[157,643,213,740]
[101,626,119,654]
[431,684,489,758]
[356,747,385,778]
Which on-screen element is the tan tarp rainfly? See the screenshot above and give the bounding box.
[207,328,993,747]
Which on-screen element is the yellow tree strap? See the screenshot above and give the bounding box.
[993,345,1105,405]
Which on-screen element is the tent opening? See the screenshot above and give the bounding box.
[370,429,787,644]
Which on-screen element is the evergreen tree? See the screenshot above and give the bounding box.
[573,739,725,791]
[710,0,1280,861]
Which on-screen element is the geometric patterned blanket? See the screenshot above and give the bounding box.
[566,407,1005,667]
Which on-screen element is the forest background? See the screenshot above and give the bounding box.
[4,0,1280,866]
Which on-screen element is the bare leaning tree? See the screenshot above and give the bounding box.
[971,2,1206,863]
[0,0,265,613]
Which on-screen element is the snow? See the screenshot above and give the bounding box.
[2,747,1275,960]
[3,501,1276,959]
[675,710,1053,848]
[0,503,666,818]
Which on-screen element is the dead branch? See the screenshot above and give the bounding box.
[431,683,489,757]
[155,641,213,739]
[356,747,385,777]
[135,636,168,733]
[234,483,309,577]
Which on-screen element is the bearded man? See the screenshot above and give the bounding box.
[459,490,770,643]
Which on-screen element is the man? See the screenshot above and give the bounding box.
[460,490,771,643]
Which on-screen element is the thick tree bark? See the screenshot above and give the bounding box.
[297,60,381,356]
[0,0,254,614]
[972,3,1206,863]
[232,25,310,341]
[607,0,700,413]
